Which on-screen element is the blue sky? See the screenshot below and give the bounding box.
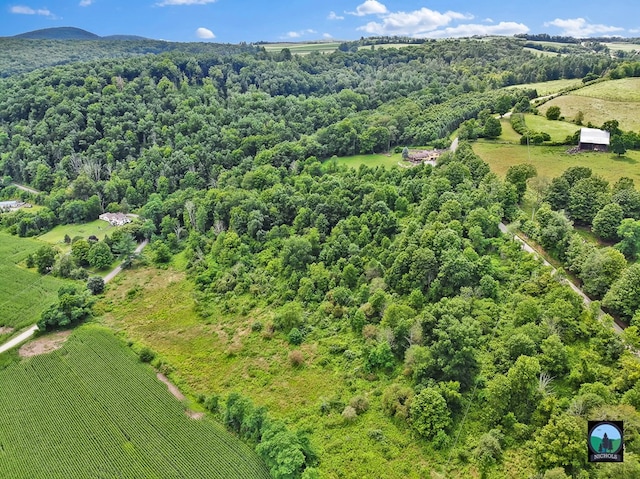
[1,0,639,43]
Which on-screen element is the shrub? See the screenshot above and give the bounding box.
[289,350,304,367]
[288,327,304,345]
[86,276,105,295]
[251,320,264,332]
[341,406,357,422]
[349,395,370,414]
[139,346,155,363]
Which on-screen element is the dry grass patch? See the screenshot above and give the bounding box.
[18,330,71,357]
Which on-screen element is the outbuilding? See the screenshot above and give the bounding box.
[579,128,610,151]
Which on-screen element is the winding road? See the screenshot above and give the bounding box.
[0,240,148,354]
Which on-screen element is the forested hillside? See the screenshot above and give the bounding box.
[1,37,639,478]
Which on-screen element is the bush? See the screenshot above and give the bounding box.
[341,406,357,422]
[139,346,155,363]
[349,395,370,414]
[546,106,561,120]
[287,327,304,345]
[289,350,304,367]
[86,276,105,295]
[251,320,264,332]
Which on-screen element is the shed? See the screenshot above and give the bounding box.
[579,128,610,151]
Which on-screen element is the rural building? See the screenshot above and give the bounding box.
[99,212,131,226]
[0,200,31,212]
[579,128,610,151]
[407,149,443,165]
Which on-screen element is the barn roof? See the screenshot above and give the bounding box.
[580,128,610,145]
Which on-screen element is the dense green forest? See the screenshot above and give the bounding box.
[1,37,640,478]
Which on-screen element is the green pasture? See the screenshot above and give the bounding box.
[523,47,562,57]
[506,78,582,96]
[0,325,270,479]
[331,152,408,169]
[603,42,640,53]
[473,141,640,184]
[38,219,114,248]
[261,42,340,54]
[524,114,581,142]
[571,77,640,102]
[538,78,640,131]
[0,232,70,334]
[98,267,442,478]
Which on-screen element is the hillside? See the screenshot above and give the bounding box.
[1,38,640,478]
[13,27,101,40]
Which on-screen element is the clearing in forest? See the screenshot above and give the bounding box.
[0,324,270,479]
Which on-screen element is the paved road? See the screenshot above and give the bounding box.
[0,240,148,354]
[0,325,38,354]
[103,240,148,283]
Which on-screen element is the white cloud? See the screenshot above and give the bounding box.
[323,33,333,39]
[157,0,216,6]
[484,18,494,23]
[544,17,623,37]
[10,5,54,16]
[284,29,316,39]
[195,27,215,39]
[357,8,471,36]
[424,21,530,39]
[327,11,344,21]
[79,0,93,6]
[348,0,387,17]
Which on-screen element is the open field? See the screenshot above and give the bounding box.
[473,141,640,184]
[524,114,581,142]
[261,42,340,54]
[538,78,640,131]
[604,42,640,53]
[38,219,115,247]
[0,233,70,335]
[506,78,582,96]
[523,47,562,57]
[0,325,270,479]
[331,152,408,169]
[571,77,640,102]
[98,266,440,478]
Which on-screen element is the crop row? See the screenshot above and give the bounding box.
[0,326,269,479]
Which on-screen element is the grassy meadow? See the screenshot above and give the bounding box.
[0,325,270,479]
[603,42,640,53]
[524,114,581,142]
[0,232,70,335]
[38,219,114,249]
[537,78,640,131]
[261,42,340,55]
[331,152,409,169]
[473,141,640,183]
[97,265,470,479]
[507,78,582,96]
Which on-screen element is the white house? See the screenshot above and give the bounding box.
[99,212,131,226]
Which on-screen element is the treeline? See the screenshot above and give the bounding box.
[197,392,318,479]
[519,165,640,322]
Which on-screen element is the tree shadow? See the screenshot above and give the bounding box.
[611,154,638,164]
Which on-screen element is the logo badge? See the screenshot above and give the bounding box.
[588,421,623,462]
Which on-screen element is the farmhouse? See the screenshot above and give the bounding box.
[99,212,131,226]
[407,149,444,165]
[579,128,610,151]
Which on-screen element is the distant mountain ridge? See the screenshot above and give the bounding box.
[12,27,148,41]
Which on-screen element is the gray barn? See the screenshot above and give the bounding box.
[579,128,610,151]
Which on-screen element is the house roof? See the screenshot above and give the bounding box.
[0,200,19,208]
[580,128,610,145]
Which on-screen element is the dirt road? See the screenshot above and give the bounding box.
[0,240,148,354]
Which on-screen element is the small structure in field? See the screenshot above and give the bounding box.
[407,149,444,166]
[99,212,131,226]
[0,200,31,212]
[579,128,610,151]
